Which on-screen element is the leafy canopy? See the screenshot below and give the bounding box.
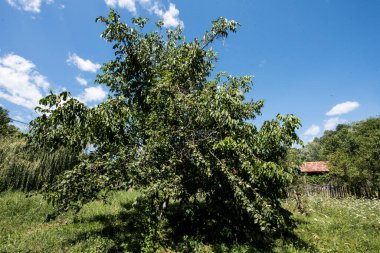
[30,10,301,246]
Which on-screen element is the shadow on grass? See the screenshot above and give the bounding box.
[66,201,315,253]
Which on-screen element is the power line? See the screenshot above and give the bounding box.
[10,118,29,125]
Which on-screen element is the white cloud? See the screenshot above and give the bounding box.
[75,76,88,86]
[151,2,184,28]
[324,117,347,131]
[326,101,360,116]
[67,53,101,73]
[0,53,49,109]
[304,124,320,137]
[6,0,53,13]
[104,0,184,28]
[302,124,321,143]
[77,86,106,104]
[104,0,137,14]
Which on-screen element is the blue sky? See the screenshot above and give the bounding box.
[0,0,379,142]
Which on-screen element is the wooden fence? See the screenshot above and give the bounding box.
[288,184,380,199]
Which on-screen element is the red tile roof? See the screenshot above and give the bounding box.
[300,161,329,173]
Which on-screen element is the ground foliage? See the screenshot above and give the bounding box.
[284,195,380,253]
[29,10,301,250]
[1,191,379,253]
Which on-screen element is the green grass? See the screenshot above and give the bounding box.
[279,196,380,253]
[0,191,379,252]
[0,191,138,253]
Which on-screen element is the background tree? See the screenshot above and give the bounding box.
[0,107,17,137]
[30,11,302,249]
[301,117,380,189]
[299,138,325,162]
[325,118,380,188]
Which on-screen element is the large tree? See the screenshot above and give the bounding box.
[30,11,301,248]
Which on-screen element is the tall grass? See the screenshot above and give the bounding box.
[280,195,380,252]
[0,137,78,191]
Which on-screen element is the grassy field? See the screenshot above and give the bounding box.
[0,191,379,253]
[278,196,380,252]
